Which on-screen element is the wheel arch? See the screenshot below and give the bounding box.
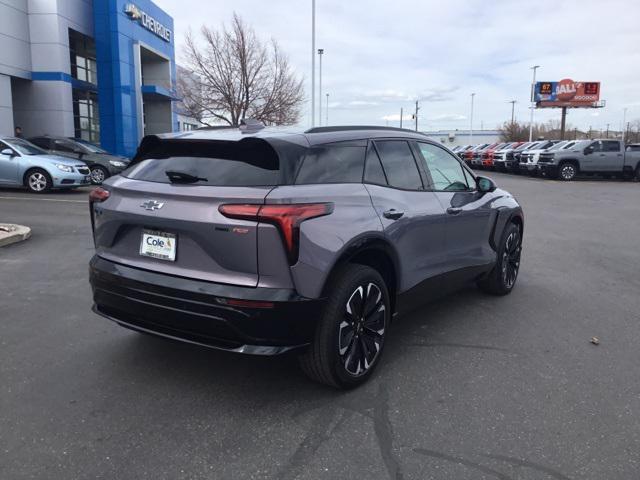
[558,157,580,170]
[22,166,53,186]
[321,235,401,315]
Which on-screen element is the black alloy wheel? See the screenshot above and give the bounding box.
[339,282,386,376]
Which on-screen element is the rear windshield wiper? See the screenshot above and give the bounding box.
[165,170,208,184]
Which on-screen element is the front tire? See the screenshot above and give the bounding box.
[558,162,578,181]
[25,168,52,193]
[90,166,108,185]
[298,265,390,389]
[478,222,522,295]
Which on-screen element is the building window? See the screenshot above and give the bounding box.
[69,29,97,84]
[73,90,100,143]
[180,122,198,131]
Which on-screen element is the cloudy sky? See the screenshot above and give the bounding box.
[155,0,640,132]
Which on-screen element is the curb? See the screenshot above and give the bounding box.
[0,224,32,248]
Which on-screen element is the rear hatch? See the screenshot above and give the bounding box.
[92,137,298,287]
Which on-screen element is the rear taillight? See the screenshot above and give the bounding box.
[89,187,110,203]
[219,203,334,264]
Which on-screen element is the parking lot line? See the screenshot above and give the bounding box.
[0,196,87,204]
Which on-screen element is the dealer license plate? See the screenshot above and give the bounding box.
[139,230,177,261]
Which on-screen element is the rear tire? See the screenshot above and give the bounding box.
[25,168,52,193]
[477,222,522,296]
[298,264,390,389]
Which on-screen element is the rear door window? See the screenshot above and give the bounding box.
[373,140,423,190]
[602,141,620,152]
[295,144,366,184]
[363,145,388,185]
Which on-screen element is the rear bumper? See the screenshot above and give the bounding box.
[89,256,324,355]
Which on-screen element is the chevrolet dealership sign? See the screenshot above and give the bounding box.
[124,3,172,43]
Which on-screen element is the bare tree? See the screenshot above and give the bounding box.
[178,14,304,127]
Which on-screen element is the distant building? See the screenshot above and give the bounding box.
[421,130,502,147]
[0,0,177,157]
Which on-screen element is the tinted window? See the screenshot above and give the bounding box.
[125,140,281,186]
[53,139,79,153]
[29,137,51,149]
[602,141,620,152]
[590,141,603,152]
[627,145,640,152]
[417,142,470,191]
[364,146,387,185]
[295,145,365,184]
[374,141,422,190]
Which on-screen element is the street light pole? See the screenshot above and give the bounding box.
[470,93,475,143]
[509,100,516,124]
[622,107,628,143]
[326,93,329,125]
[400,107,403,129]
[414,100,419,132]
[318,49,324,126]
[529,65,540,141]
[310,0,316,127]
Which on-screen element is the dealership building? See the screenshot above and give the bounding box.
[0,0,181,157]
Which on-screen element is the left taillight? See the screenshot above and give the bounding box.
[89,187,109,246]
[89,187,110,203]
[219,203,334,264]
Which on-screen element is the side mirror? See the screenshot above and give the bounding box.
[476,176,497,193]
[1,148,15,157]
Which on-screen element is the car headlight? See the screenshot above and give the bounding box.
[56,164,74,173]
[109,160,127,168]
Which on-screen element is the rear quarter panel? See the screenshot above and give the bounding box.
[265,183,383,299]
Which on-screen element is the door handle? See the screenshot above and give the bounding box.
[447,207,463,215]
[383,209,404,220]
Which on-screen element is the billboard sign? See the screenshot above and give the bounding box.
[533,79,601,108]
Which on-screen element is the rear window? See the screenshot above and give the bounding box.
[295,145,365,184]
[125,139,282,186]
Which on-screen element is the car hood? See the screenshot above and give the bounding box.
[82,152,130,163]
[28,154,87,166]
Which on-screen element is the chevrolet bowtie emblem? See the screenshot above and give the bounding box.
[141,200,164,211]
[124,3,142,20]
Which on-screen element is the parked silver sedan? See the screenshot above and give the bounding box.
[0,137,91,193]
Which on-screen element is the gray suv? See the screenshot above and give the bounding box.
[88,126,524,388]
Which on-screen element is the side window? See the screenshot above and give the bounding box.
[29,137,49,149]
[295,145,366,184]
[53,140,77,153]
[590,141,603,152]
[603,141,620,152]
[417,142,470,191]
[373,140,423,190]
[364,145,387,185]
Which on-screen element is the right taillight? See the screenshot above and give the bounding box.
[219,203,334,264]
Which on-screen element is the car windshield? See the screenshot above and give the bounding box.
[547,141,568,151]
[6,138,47,155]
[72,138,108,154]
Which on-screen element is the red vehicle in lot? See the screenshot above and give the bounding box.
[481,143,510,169]
[464,144,488,166]
[472,143,500,168]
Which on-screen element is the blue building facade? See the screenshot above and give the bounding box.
[0,0,177,158]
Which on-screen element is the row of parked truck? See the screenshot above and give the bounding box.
[453,139,640,181]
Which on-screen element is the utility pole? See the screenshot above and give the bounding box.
[529,65,540,141]
[470,93,475,143]
[310,0,316,127]
[606,123,609,138]
[622,107,628,143]
[509,100,517,124]
[400,107,403,129]
[317,48,324,126]
[414,100,419,132]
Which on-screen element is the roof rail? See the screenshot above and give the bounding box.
[304,125,427,135]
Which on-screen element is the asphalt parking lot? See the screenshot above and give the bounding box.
[1,173,639,480]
